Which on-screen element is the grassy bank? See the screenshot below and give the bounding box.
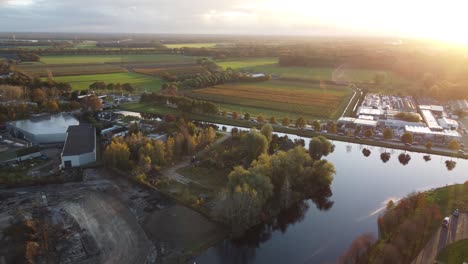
[437,239,468,263]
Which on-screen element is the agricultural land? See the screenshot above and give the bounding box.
[185,80,354,119]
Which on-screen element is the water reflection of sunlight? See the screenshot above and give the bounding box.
[355,197,399,222]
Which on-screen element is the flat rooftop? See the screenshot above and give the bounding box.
[62,125,96,156]
[8,113,79,135]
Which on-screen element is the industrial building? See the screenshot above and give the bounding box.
[61,125,96,168]
[7,113,79,144]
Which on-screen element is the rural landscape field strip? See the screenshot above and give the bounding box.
[18,63,127,77]
[39,54,198,65]
[46,72,163,91]
[194,86,343,106]
[134,65,207,76]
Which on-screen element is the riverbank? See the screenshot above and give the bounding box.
[363,182,468,263]
[119,102,468,159]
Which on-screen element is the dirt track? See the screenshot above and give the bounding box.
[412,213,468,264]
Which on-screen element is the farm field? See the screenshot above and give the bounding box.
[71,41,97,49]
[134,65,207,77]
[216,57,278,70]
[46,72,163,92]
[217,58,409,84]
[39,54,198,65]
[187,80,353,119]
[164,43,218,49]
[18,63,126,77]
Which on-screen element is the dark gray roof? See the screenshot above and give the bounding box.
[62,125,96,156]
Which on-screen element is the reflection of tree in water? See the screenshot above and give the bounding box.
[423,155,431,162]
[380,152,391,163]
[362,148,371,157]
[214,186,334,263]
[346,145,352,153]
[445,160,457,171]
[398,153,411,165]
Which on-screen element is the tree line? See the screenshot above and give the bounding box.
[140,92,219,115]
[103,120,217,182]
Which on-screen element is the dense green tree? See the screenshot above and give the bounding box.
[260,124,273,143]
[364,129,374,138]
[295,116,306,129]
[383,128,393,140]
[244,113,250,121]
[401,132,413,144]
[282,117,290,126]
[308,136,334,160]
[241,130,269,164]
[269,116,277,124]
[425,141,433,150]
[448,139,461,152]
[312,120,321,131]
[328,123,338,134]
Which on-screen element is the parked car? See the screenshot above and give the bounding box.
[405,143,412,147]
[443,216,450,227]
[458,150,465,154]
[453,209,460,217]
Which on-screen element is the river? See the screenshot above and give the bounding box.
[192,123,468,264]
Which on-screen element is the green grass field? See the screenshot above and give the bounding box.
[164,43,219,49]
[217,58,408,84]
[40,54,197,65]
[46,72,163,92]
[216,57,278,70]
[187,80,353,119]
[72,41,97,49]
[19,63,127,77]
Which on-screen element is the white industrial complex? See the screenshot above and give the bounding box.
[338,93,463,142]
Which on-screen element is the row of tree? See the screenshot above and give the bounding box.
[89,82,135,93]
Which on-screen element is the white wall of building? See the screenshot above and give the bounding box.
[61,151,96,168]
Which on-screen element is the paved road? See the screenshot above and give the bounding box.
[412,213,468,264]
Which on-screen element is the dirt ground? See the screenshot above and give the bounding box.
[412,213,468,264]
[0,167,226,264]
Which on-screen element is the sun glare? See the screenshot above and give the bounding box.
[252,0,468,45]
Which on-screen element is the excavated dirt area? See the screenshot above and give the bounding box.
[0,168,225,264]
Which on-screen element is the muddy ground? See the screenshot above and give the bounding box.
[0,168,225,264]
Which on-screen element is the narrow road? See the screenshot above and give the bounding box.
[160,132,231,186]
[412,213,468,264]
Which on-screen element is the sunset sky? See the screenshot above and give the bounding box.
[1,0,468,44]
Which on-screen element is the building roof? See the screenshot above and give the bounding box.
[421,109,443,131]
[419,105,445,112]
[405,125,461,138]
[354,119,378,127]
[358,107,384,116]
[8,113,79,136]
[62,125,96,156]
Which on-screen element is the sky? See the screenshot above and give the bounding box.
[1,0,468,44]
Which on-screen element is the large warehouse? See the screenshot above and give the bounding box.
[7,113,79,144]
[61,125,96,168]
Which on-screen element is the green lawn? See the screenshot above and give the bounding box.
[47,73,163,92]
[437,239,468,263]
[165,43,219,49]
[40,54,197,65]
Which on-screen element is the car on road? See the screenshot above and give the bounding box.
[453,209,460,217]
[405,143,412,147]
[458,150,465,154]
[443,216,450,227]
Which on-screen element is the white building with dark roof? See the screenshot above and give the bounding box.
[61,125,96,168]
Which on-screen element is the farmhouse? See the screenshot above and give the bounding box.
[61,125,96,168]
[7,113,79,144]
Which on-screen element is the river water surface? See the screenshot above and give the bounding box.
[193,123,468,264]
